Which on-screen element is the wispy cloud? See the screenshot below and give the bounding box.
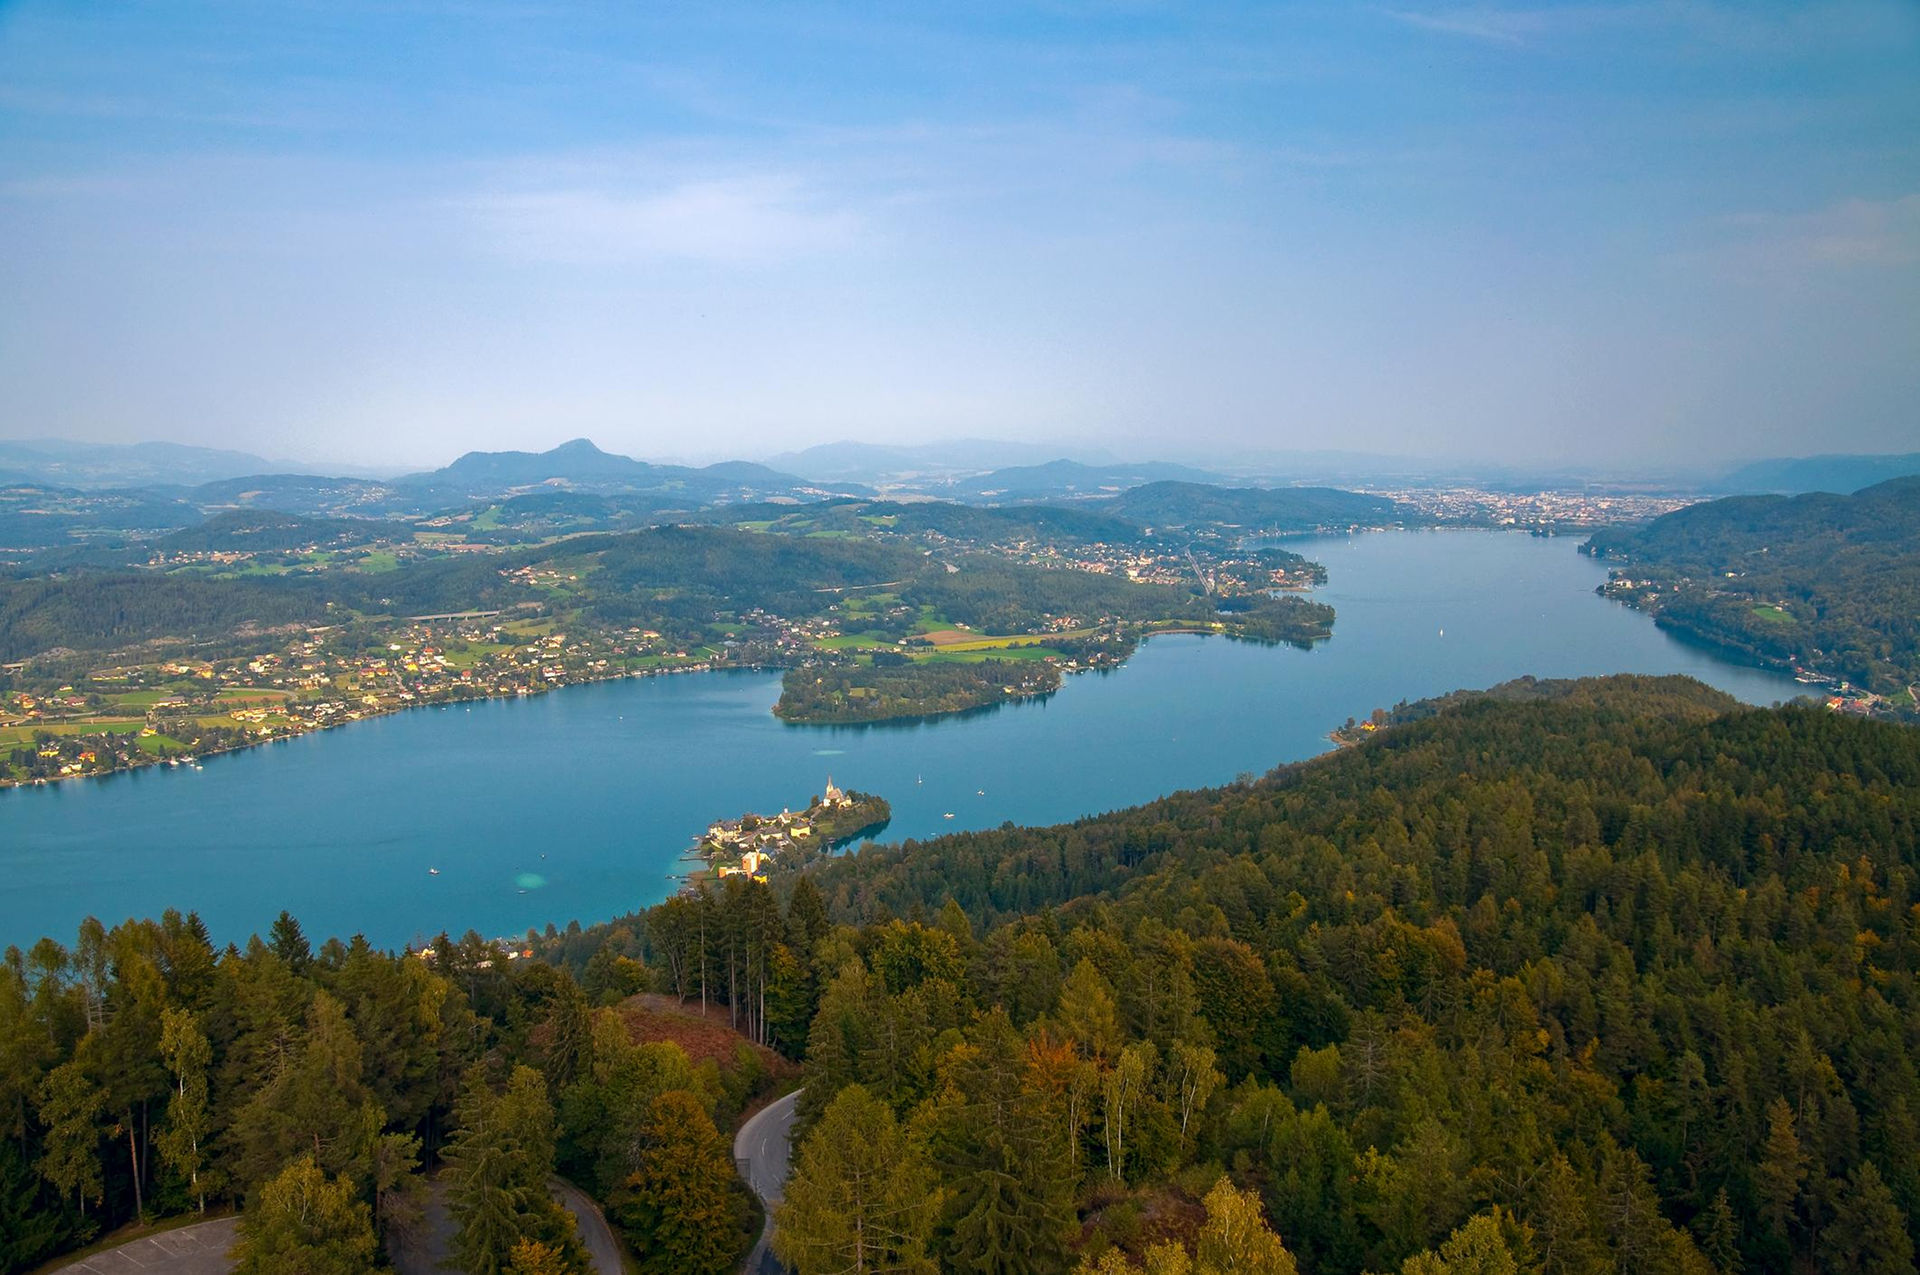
[458,170,864,266]
[1750,194,1920,266]
[1707,193,1920,270]
[1381,6,1556,45]
[1380,1,1919,51]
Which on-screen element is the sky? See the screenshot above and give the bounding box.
[1,1,1916,471]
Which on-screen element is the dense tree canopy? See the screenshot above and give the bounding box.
[745,675,1920,1273]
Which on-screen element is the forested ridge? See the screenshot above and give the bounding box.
[1585,476,1920,702]
[743,675,1919,1274]
[8,675,1918,1273]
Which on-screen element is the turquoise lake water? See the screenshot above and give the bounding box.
[0,530,1803,951]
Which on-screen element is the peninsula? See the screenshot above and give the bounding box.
[686,779,891,886]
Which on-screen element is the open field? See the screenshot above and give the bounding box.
[214,688,292,705]
[926,628,1094,652]
[916,645,1064,664]
[105,689,180,708]
[439,642,511,668]
[0,719,146,747]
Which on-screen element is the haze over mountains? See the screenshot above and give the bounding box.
[5,436,1920,514]
[0,439,321,489]
[1718,452,1920,496]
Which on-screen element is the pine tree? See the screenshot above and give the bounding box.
[231,991,379,1189]
[508,1239,576,1275]
[540,979,594,1091]
[938,1009,1075,1274]
[612,1089,744,1275]
[774,1084,942,1275]
[1755,1097,1807,1248]
[1690,1188,1741,1275]
[268,911,312,975]
[445,1065,579,1275]
[370,1130,428,1243]
[787,875,831,962]
[1056,959,1122,1060]
[1819,1161,1916,1275]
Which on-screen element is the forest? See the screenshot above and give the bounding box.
[1585,475,1920,702]
[8,674,1917,1273]
[0,911,766,1274]
[590,675,1919,1274]
[775,655,1064,723]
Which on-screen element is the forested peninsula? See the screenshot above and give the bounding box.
[12,674,1914,1273]
[1585,474,1920,717]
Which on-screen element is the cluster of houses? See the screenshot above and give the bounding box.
[702,778,857,880]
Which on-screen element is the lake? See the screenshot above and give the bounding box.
[0,530,1803,951]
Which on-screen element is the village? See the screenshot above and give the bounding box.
[688,778,890,886]
[0,610,824,786]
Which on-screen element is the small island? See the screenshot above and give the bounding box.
[687,778,890,885]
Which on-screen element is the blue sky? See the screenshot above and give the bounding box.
[1,1,1915,468]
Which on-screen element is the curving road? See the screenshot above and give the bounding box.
[551,1179,623,1275]
[734,1087,802,1275]
[391,1175,622,1274]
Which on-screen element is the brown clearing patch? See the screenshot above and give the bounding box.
[921,628,978,646]
[613,993,797,1076]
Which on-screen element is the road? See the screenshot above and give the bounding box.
[52,1177,616,1275]
[734,1087,802,1275]
[51,1217,238,1274]
[551,1179,623,1275]
[390,1175,622,1274]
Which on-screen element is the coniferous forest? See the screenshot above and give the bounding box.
[6,674,1918,1274]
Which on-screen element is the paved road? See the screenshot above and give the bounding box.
[551,1179,623,1275]
[390,1175,622,1274]
[734,1087,802,1275]
[52,1217,238,1274]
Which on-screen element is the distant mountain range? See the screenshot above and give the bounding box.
[393,438,864,507]
[766,439,1116,484]
[1717,452,1920,495]
[927,458,1225,501]
[0,439,306,489]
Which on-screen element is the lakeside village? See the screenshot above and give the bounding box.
[0,611,831,787]
[679,778,891,891]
